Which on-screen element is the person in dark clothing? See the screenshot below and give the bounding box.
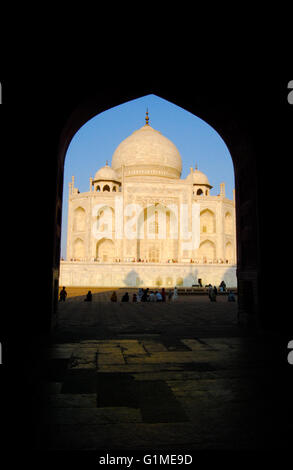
[121,292,129,302]
[84,290,92,301]
[141,288,148,302]
[59,286,67,301]
[219,280,227,292]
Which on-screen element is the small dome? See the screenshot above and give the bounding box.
[186,169,212,187]
[94,163,119,181]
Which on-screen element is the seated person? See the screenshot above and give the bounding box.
[121,292,129,302]
[149,291,156,302]
[227,290,235,302]
[156,291,163,302]
[84,290,92,302]
[110,291,117,302]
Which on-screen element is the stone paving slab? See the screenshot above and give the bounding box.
[45,334,261,450]
[47,407,143,425]
[46,421,254,450]
[40,294,292,451]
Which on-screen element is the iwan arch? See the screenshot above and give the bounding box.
[59,113,237,287]
[60,110,237,288]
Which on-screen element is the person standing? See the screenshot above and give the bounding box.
[59,286,67,302]
[172,286,178,301]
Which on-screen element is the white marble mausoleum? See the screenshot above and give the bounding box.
[60,112,237,288]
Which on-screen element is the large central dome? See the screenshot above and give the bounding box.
[111,117,182,179]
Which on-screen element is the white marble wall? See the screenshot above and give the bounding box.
[59,261,237,288]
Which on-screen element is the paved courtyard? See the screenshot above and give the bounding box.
[40,289,291,451]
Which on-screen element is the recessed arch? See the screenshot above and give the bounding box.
[73,207,86,232]
[225,211,233,234]
[225,241,233,263]
[200,209,215,234]
[199,239,216,262]
[96,238,115,262]
[73,237,85,259]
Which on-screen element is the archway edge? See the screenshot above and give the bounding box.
[56,83,260,325]
[58,86,251,171]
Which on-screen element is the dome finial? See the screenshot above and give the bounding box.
[106,160,108,166]
[195,162,198,170]
[145,108,149,126]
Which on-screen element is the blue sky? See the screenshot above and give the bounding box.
[61,94,235,258]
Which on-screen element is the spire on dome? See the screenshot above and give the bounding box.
[145,108,149,126]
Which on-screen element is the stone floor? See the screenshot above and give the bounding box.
[40,290,292,451]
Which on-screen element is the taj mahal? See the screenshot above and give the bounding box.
[59,112,237,288]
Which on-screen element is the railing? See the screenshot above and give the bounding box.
[62,258,235,265]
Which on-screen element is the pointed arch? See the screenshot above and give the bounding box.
[225,241,233,263]
[73,207,86,231]
[199,239,216,262]
[200,209,215,233]
[224,211,233,234]
[96,238,115,262]
[73,237,85,259]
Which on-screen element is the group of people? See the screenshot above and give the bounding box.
[207,283,235,302]
[59,283,235,304]
[110,287,178,303]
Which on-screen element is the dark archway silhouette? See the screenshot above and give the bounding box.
[6,67,292,454]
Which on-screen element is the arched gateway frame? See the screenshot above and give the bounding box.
[53,88,260,326]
